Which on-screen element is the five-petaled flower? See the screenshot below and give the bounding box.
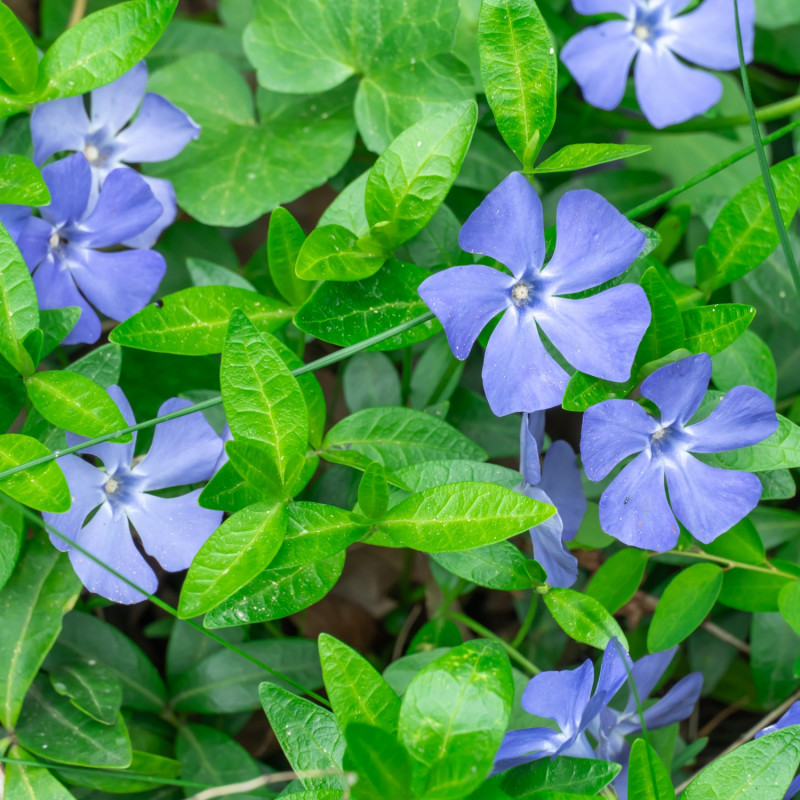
[516,412,586,588]
[0,153,167,345]
[581,353,778,552]
[43,386,223,604]
[31,61,199,247]
[418,172,651,416]
[756,701,800,800]
[561,0,756,129]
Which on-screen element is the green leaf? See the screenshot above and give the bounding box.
[562,371,638,413]
[343,352,402,412]
[647,564,723,652]
[67,343,122,388]
[259,682,347,790]
[221,310,308,479]
[712,330,777,401]
[585,549,649,614]
[779,581,800,636]
[179,501,288,618]
[0,516,23,593]
[294,259,441,350]
[702,517,765,566]
[49,660,122,726]
[718,568,794,612]
[319,633,401,733]
[344,723,412,800]
[479,0,556,168]
[544,588,629,651]
[0,155,49,206]
[534,143,650,174]
[398,640,513,798]
[109,286,291,355]
[4,746,76,800]
[696,155,800,294]
[26,371,130,441]
[365,100,477,250]
[498,756,621,796]
[268,206,313,306]
[186,257,256,291]
[204,551,345,629]
[199,458,265,513]
[628,738,676,800]
[226,438,286,497]
[0,5,38,94]
[15,675,132,768]
[681,727,800,800]
[431,541,544,590]
[0,223,38,377]
[39,308,81,358]
[295,224,387,281]
[358,462,390,519]
[322,406,486,473]
[52,750,181,793]
[38,0,178,100]
[637,267,685,365]
[0,535,80,729]
[682,304,755,356]
[376,481,553,552]
[171,638,321,713]
[750,612,800,708]
[0,434,71,512]
[701,414,800,472]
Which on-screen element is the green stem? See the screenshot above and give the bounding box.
[733,0,800,299]
[510,592,537,649]
[657,548,797,579]
[449,611,541,675]
[0,312,434,484]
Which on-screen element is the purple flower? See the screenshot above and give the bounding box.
[43,386,223,604]
[493,637,631,773]
[561,0,756,129]
[756,702,800,800]
[1,153,166,345]
[517,412,586,588]
[418,173,650,416]
[581,353,778,552]
[590,646,702,798]
[31,61,199,247]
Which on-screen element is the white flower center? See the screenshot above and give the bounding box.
[651,427,668,441]
[511,282,531,304]
[104,477,120,495]
[634,24,651,41]
[84,144,100,163]
[48,232,60,249]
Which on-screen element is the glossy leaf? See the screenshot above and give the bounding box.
[49,660,122,726]
[358,462,390,519]
[4,746,76,800]
[0,155,50,206]
[0,434,71,512]
[702,414,800,472]
[628,738,676,800]
[295,224,387,282]
[779,581,800,637]
[52,750,181,793]
[0,5,38,94]
[585,549,649,614]
[534,143,650,174]
[682,304,755,356]
[344,723,413,800]
[718,568,794,612]
[498,756,621,796]
[0,223,38,377]
[637,266,685,365]
[186,257,256,291]
[268,206,313,305]
[431,541,544,590]
[712,330,777,401]
[544,588,629,651]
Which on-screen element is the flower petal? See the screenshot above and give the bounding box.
[529,508,579,588]
[70,503,156,604]
[482,307,568,415]
[17,217,52,269]
[89,61,148,134]
[31,97,91,165]
[640,353,711,427]
[134,398,223,491]
[582,638,632,728]
[125,489,223,572]
[759,701,800,737]
[42,455,106,551]
[668,0,754,70]
[458,172,546,280]
[492,728,562,774]
[581,399,658,481]
[41,153,92,227]
[622,647,678,715]
[539,441,587,539]
[535,285,650,382]
[573,0,635,14]
[634,43,722,129]
[561,22,639,112]
[0,205,33,241]
[418,265,513,359]
[541,190,646,295]
[639,672,703,733]
[116,92,200,162]
[664,452,761,544]
[122,176,177,248]
[70,168,163,248]
[520,412,545,486]
[686,386,778,453]
[521,659,594,737]
[599,452,679,551]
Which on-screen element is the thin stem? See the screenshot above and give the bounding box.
[510,592,537,649]
[733,0,800,299]
[448,611,541,675]
[67,0,88,27]
[0,312,435,484]
[658,548,797,579]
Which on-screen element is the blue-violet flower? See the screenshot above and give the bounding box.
[561,0,756,129]
[43,386,223,604]
[418,172,650,415]
[581,353,778,552]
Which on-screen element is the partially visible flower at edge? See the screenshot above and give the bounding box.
[516,411,586,588]
[418,172,651,416]
[43,385,223,604]
[581,353,777,552]
[756,701,800,800]
[31,60,200,247]
[0,152,166,345]
[561,0,756,129]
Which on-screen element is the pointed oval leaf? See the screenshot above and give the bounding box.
[0,5,38,94]
[0,155,50,206]
[544,588,629,651]
[295,224,387,282]
[49,660,122,726]
[628,738,676,800]
[0,223,37,376]
[268,206,313,305]
[0,434,71,512]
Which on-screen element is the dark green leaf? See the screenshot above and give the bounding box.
[4,745,76,800]
[701,414,800,472]
[0,516,23,593]
[343,352,402,412]
[67,343,122,388]
[544,587,629,650]
[718,568,794,612]
[682,304,755,356]
[53,750,181,793]
[585,549,649,614]
[186,257,256,291]
[750,612,800,707]
[0,155,49,206]
[431,542,544,590]
[712,330,777,401]
[50,660,122,726]
[498,756,621,796]
[628,738,675,800]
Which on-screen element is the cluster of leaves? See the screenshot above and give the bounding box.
[2,0,800,798]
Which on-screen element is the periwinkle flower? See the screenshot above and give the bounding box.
[517,412,586,588]
[581,353,777,552]
[493,637,631,773]
[43,386,223,604]
[418,172,650,416]
[757,701,800,800]
[561,0,756,129]
[2,152,166,345]
[31,61,199,247]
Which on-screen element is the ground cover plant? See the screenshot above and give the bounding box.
[2,0,800,797]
